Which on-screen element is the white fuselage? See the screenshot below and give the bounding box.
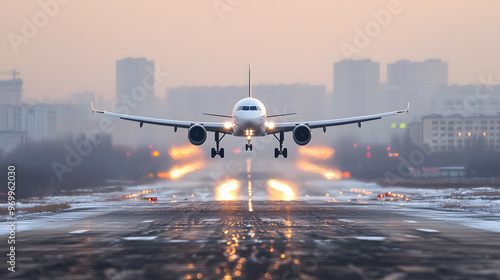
[231,97,268,137]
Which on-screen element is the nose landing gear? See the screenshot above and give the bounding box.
[273,131,287,158]
[245,130,253,151]
[211,131,225,158]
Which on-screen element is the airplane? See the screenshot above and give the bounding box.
[92,65,409,158]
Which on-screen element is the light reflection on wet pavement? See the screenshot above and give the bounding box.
[3,201,500,280]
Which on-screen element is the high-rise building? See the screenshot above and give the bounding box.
[387,59,448,88]
[116,57,155,114]
[16,104,56,142]
[422,115,500,152]
[0,72,24,153]
[115,57,156,147]
[0,72,22,105]
[333,59,380,116]
[386,59,448,121]
[433,85,500,117]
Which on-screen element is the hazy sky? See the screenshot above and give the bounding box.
[1,0,500,101]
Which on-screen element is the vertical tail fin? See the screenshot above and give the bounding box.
[248,64,252,98]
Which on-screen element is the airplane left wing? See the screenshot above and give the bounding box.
[91,103,232,133]
[269,103,409,133]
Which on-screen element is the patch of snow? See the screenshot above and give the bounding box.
[69,230,88,234]
[416,228,440,233]
[261,218,282,222]
[203,218,220,222]
[355,236,386,241]
[123,236,157,241]
[338,219,356,223]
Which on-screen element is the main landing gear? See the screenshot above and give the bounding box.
[211,131,225,158]
[273,131,287,158]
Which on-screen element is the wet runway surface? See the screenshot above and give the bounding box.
[3,200,500,280]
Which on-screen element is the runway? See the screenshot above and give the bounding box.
[2,200,500,280]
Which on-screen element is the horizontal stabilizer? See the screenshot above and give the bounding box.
[267,113,297,118]
[202,113,233,118]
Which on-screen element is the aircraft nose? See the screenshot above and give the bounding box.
[236,117,259,128]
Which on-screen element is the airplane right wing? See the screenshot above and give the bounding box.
[268,103,409,133]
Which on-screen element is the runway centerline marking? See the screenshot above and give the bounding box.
[416,228,440,233]
[203,218,221,222]
[261,218,282,222]
[355,236,387,241]
[122,236,158,241]
[338,219,356,223]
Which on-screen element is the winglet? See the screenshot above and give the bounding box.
[396,102,410,114]
[91,102,105,114]
[248,64,252,98]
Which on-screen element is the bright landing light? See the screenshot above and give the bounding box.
[267,179,295,201]
[297,146,335,160]
[216,179,240,201]
[157,161,204,179]
[224,122,232,129]
[296,160,343,180]
[168,145,202,160]
[266,122,275,129]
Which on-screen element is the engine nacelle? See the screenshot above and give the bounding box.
[293,124,312,146]
[188,124,207,146]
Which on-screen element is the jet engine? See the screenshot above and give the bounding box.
[293,124,312,146]
[188,124,207,146]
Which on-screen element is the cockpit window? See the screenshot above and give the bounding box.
[238,105,262,111]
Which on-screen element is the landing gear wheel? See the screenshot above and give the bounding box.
[249,144,252,151]
[212,131,226,159]
[245,144,253,151]
[273,131,287,158]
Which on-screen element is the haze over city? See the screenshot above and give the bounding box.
[3,2,500,279]
[1,0,500,102]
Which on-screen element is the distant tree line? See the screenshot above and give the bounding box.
[0,134,170,198]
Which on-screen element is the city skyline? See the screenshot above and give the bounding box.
[1,1,500,102]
